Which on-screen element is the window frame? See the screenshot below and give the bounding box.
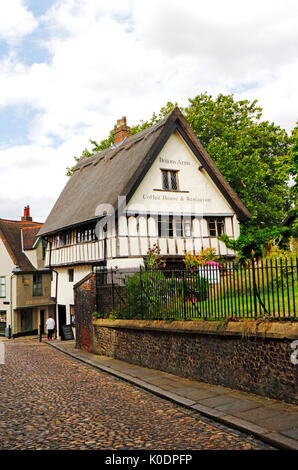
[32,273,43,297]
[76,225,96,244]
[68,269,74,283]
[161,169,179,191]
[0,277,6,298]
[207,217,225,237]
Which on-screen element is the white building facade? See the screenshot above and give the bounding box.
[40,108,250,335]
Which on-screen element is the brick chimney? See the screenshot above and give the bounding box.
[113,116,131,145]
[21,205,32,222]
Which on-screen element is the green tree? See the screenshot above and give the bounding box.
[66,93,293,233]
[220,225,292,261]
[183,93,292,228]
[286,123,298,238]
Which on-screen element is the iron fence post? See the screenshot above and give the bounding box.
[251,258,258,317]
[182,271,187,320]
[140,266,143,319]
[111,268,115,316]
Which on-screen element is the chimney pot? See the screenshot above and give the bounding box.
[21,205,33,222]
[114,116,131,145]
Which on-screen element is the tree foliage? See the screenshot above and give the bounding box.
[183,93,292,228]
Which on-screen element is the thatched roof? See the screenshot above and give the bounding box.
[0,219,42,271]
[39,107,251,236]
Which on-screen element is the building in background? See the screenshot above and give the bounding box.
[0,206,55,337]
[39,107,251,335]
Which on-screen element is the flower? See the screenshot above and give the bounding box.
[206,261,222,268]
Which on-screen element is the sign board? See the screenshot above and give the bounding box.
[61,324,74,341]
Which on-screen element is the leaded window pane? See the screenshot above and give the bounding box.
[208,221,216,236]
[162,170,169,190]
[170,171,178,190]
[217,219,225,236]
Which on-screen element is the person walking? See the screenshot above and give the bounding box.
[46,315,55,340]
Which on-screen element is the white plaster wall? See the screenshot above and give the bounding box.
[0,238,17,329]
[107,258,144,270]
[127,130,235,218]
[51,265,92,324]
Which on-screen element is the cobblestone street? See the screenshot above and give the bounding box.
[0,338,273,450]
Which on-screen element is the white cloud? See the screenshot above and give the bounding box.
[0,0,297,220]
[0,1,38,44]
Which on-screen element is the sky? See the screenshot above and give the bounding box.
[0,0,297,222]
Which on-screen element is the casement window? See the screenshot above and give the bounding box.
[161,170,179,191]
[33,273,43,296]
[183,219,192,237]
[207,218,225,237]
[157,216,192,238]
[58,231,71,246]
[68,269,74,282]
[42,240,46,260]
[173,217,191,238]
[0,277,6,298]
[174,217,183,238]
[76,225,96,244]
[158,216,174,238]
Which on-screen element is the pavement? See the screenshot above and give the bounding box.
[45,338,298,451]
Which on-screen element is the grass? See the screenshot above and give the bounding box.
[112,265,298,321]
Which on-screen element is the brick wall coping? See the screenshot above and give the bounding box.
[92,318,298,340]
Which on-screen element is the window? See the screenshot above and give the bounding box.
[207,218,225,237]
[161,170,179,191]
[157,216,193,238]
[76,225,96,244]
[0,277,5,298]
[174,217,183,238]
[158,216,174,237]
[70,305,75,326]
[58,231,71,247]
[33,273,42,296]
[68,269,74,282]
[0,311,6,334]
[184,220,192,237]
[42,240,46,260]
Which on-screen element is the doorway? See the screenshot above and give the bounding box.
[58,305,66,339]
[20,309,33,333]
[40,309,45,334]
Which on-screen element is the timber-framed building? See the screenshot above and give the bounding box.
[39,107,251,335]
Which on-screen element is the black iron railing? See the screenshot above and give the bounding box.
[95,258,297,321]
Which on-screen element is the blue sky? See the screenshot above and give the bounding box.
[0,0,297,221]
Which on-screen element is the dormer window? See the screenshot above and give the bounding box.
[161,170,179,191]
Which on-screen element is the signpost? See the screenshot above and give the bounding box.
[61,324,74,341]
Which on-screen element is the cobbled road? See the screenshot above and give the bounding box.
[0,338,273,450]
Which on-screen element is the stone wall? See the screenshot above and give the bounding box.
[74,273,96,352]
[92,319,298,404]
[73,273,298,403]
